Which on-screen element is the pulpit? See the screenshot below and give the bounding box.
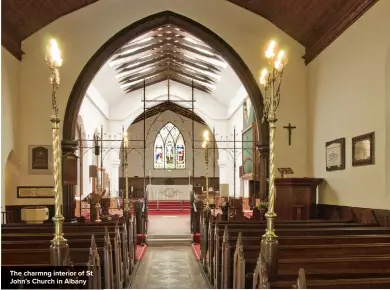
[272,178,323,220]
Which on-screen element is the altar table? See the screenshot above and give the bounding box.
[146,184,192,200]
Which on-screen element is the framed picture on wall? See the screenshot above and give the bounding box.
[325,138,345,171]
[28,145,53,175]
[352,132,375,166]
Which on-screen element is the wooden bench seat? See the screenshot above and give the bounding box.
[276,268,390,281]
[234,246,390,288]
[2,231,117,241]
[211,222,377,229]
[271,277,390,289]
[211,218,354,224]
[229,242,390,262]
[2,221,120,227]
[247,256,390,289]
[1,221,136,289]
[1,225,118,234]
[1,248,105,265]
[215,227,390,236]
[1,238,116,249]
[279,255,390,272]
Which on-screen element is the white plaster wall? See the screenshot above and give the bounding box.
[226,102,243,197]
[308,0,390,210]
[1,48,21,207]
[386,45,390,200]
[123,110,219,178]
[17,0,308,188]
[78,97,112,195]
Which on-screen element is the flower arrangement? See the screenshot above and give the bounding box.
[258,200,268,211]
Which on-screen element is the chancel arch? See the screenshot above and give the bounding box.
[63,11,267,145]
[60,10,268,220]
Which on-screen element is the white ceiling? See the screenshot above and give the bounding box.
[91,61,244,108]
[88,25,247,120]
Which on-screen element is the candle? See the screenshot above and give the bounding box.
[259,68,268,85]
[265,40,276,59]
[48,39,63,67]
[123,131,128,148]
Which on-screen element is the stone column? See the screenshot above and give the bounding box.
[111,161,120,197]
[62,140,78,221]
[257,143,269,200]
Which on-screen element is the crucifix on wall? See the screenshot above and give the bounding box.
[283,123,296,146]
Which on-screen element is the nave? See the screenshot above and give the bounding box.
[131,246,207,289]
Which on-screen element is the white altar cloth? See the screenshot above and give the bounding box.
[146,184,192,200]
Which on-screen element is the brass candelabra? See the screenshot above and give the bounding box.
[259,40,288,279]
[46,39,69,265]
[202,130,210,207]
[123,130,130,221]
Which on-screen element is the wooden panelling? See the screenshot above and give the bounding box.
[2,0,378,63]
[317,204,390,227]
[227,0,378,64]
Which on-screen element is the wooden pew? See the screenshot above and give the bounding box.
[205,220,372,285]
[267,257,390,289]
[290,268,390,289]
[213,224,390,288]
[237,241,390,288]
[1,217,138,289]
[211,225,390,288]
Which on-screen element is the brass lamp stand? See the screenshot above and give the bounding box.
[202,130,210,207]
[123,130,131,226]
[46,39,69,265]
[259,40,288,280]
[201,130,211,264]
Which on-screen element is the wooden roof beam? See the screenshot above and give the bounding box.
[124,74,169,93]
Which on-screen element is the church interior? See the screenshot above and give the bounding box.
[1,0,390,289]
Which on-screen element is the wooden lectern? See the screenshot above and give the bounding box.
[272,178,323,220]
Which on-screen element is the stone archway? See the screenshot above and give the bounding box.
[61,10,270,219]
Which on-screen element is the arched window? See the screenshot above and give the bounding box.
[154,122,185,169]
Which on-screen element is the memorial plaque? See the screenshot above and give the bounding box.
[28,145,53,175]
[325,138,345,171]
[17,186,54,198]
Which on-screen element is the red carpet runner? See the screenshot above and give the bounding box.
[147,200,191,215]
[136,244,147,260]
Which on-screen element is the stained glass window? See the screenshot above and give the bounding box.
[154,122,186,169]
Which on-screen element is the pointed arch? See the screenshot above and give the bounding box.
[154,122,186,169]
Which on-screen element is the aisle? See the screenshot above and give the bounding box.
[131,246,208,289]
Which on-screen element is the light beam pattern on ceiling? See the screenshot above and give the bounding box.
[108,24,227,93]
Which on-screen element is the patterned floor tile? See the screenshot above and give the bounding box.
[131,246,208,289]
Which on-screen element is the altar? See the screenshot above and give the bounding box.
[146,184,192,201]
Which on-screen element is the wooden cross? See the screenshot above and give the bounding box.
[283,123,296,146]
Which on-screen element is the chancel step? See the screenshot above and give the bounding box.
[147,234,192,246]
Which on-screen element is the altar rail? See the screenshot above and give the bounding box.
[119,177,219,196]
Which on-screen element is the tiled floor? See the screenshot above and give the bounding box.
[131,246,208,289]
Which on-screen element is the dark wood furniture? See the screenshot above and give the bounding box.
[273,178,323,220]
